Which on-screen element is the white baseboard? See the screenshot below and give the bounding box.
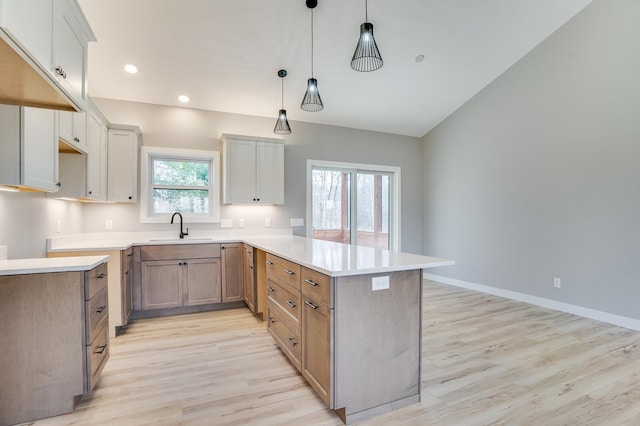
[423,272,640,332]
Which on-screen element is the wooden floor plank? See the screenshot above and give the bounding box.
[28,280,640,425]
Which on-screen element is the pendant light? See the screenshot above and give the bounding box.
[301,0,323,112]
[351,0,383,72]
[274,69,292,135]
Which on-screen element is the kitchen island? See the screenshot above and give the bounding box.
[0,256,110,426]
[48,232,453,424]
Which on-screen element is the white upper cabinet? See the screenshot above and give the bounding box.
[107,126,141,203]
[86,101,107,201]
[222,134,284,205]
[0,0,95,111]
[0,105,59,192]
[59,109,87,153]
[0,0,54,69]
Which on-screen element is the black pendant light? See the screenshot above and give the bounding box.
[301,0,323,112]
[274,69,292,135]
[351,0,383,72]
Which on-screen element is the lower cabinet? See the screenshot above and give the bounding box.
[141,257,221,310]
[0,260,109,425]
[121,247,133,324]
[221,243,244,302]
[266,254,334,407]
[243,244,255,311]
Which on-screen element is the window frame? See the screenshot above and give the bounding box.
[306,159,401,251]
[140,146,220,223]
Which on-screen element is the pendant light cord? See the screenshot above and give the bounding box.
[365,0,368,21]
[311,9,314,78]
[281,77,284,109]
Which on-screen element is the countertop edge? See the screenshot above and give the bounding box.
[0,255,110,276]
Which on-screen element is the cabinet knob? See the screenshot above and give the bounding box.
[266,260,274,265]
[55,66,66,79]
[128,196,132,200]
[96,273,106,279]
[74,137,80,142]
[88,191,92,194]
[268,316,275,324]
[56,182,61,187]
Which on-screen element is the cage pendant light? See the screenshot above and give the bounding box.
[351,0,383,72]
[301,1,323,112]
[274,69,292,135]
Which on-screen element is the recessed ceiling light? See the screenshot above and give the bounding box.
[178,95,190,103]
[124,64,138,74]
[415,54,425,63]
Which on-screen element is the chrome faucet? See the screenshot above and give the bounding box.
[170,212,189,239]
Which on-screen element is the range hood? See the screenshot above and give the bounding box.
[0,31,79,112]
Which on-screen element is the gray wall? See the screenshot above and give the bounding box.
[0,192,83,258]
[422,0,640,318]
[84,99,424,254]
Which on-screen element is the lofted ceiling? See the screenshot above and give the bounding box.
[77,0,593,138]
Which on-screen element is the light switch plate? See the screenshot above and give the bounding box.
[238,218,245,228]
[220,219,233,228]
[372,275,390,291]
[265,218,272,227]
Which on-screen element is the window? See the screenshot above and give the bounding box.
[140,147,220,223]
[308,160,400,250]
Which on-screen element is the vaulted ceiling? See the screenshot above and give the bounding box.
[78,0,594,137]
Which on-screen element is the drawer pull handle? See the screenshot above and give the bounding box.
[266,260,274,265]
[127,253,133,257]
[286,300,296,308]
[284,269,295,276]
[268,316,276,324]
[96,306,107,314]
[96,273,106,279]
[287,338,297,347]
[268,286,275,292]
[304,279,318,287]
[304,301,318,310]
[94,344,107,355]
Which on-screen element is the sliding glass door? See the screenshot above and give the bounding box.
[311,165,394,250]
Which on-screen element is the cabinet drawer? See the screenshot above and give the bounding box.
[267,303,301,371]
[301,267,333,308]
[86,321,109,392]
[86,285,108,344]
[141,243,221,261]
[266,253,300,290]
[267,278,301,329]
[84,262,108,300]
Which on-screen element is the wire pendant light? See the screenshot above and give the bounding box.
[301,0,323,112]
[351,0,383,72]
[274,69,292,135]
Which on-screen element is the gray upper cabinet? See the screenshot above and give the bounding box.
[222,134,284,205]
[0,105,59,192]
[0,0,95,111]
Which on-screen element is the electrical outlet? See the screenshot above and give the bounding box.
[238,218,245,228]
[265,218,272,227]
[290,218,304,227]
[554,277,561,288]
[105,219,113,230]
[372,276,390,291]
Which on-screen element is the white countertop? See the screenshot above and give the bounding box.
[0,255,109,276]
[47,231,454,277]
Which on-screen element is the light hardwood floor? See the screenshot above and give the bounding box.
[29,280,640,426]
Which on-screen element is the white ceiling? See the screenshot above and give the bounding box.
[77,0,593,138]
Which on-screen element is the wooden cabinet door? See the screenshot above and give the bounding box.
[221,243,244,302]
[141,260,182,310]
[121,248,133,323]
[302,299,332,407]
[185,258,221,306]
[243,244,255,311]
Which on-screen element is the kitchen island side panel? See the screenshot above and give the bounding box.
[334,269,422,417]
